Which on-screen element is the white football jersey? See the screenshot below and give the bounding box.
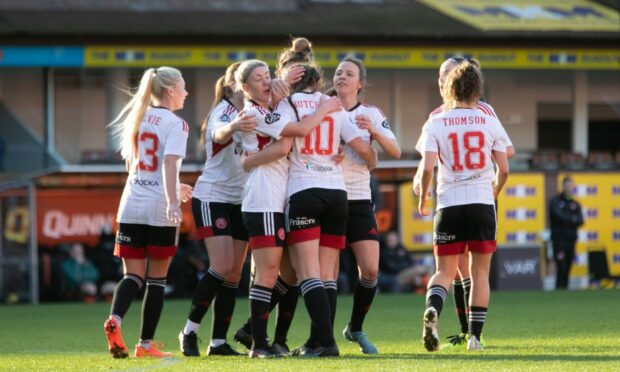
[240,100,290,213]
[416,107,508,209]
[418,102,513,149]
[117,107,189,226]
[274,92,363,198]
[193,99,247,204]
[341,103,395,200]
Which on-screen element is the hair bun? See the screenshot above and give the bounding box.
[292,37,312,53]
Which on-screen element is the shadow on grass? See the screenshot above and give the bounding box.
[337,353,620,363]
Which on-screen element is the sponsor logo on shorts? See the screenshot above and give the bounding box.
[278,227,286,240]
[289,217,317,227]
[264,112,281,124]
[215,217,228,230]
[434,232,456,244]
[133,179,160,186]
[304,161,333,172]
[117,232,131,243]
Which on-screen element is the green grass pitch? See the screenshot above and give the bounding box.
[1,290,619,371]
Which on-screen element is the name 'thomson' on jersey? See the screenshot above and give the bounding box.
[416,108,508,209]
[117,107,189,226]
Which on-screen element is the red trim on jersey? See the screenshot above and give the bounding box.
[212,138,233,158]
[250,100,268,115]
[146,245,178,259]
[256,134,271,151]
[320,234,346,250]
[249,235,276,249]
[434,242,466,256]
[182,120,189,132]
[467,240,497,253]
[428,105,444,118]
[287,227,321,244]
[223,103,236,116]
[114,244,146,259]
[477,102,496,117]
[196,226,215,240]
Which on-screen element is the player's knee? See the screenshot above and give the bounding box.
[361,266,379,281]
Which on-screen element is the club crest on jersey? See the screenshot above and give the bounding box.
[215,217,228,230]
[381,120,390,129]
[264,112,281,125]
[219,114,230,123]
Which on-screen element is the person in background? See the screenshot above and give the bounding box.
[61,242,100,303]
[378,231,413,293]
[549,176,583,290]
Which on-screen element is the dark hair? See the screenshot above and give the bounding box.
[277,37,314,73]
[201,62,241,144]
[448,57,481,70]
[441,61,484,109]
[290,63,322,93]
[336,57,367,98]
[562,176,573,185]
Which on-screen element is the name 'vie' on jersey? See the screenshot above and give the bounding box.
[341,103,396,200]
[274,91,363,198]
[416,107,509,209]
[193,99,248,204]
[117,107,189,226]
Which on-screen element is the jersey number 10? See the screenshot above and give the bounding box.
[448,131,485,171]
[300,116,334,155]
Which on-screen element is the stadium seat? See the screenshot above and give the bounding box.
[587,151,615,170]
[588,247,619,289]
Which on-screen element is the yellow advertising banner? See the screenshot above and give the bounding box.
[84,46,620,70]
[497,173,546,246]
[399,181,434,251]
[418,0,620,31]
[557,173,620,278]
[399,173,546,251]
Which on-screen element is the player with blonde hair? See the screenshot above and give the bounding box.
[104,66,189,358]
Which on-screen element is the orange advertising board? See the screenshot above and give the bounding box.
[35,189,196,247]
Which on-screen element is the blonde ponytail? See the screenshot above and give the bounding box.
[109,66,182,161]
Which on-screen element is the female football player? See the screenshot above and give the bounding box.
[333,57,401,355]
[416,60,509,352]
[104,66,189,358]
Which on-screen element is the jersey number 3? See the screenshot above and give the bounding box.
[301,116,334,155]
[448,131,485,171]
[138,132,159,172]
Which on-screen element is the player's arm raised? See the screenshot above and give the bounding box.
[213,111,257,144]
[241,137,293,172]
[355,114,401,159]
[279,96,342,137]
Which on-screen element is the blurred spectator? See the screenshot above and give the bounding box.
[379,231,414,293]
[91,224,122,301]
[167,234,209,298]
[549,176,583,289]
[61,242,100,303]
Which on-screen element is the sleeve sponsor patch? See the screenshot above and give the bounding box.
[219,114,230,122]
[381,120,390,129]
